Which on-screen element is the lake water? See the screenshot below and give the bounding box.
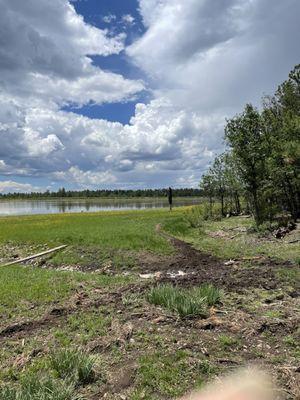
[0,198,202,216]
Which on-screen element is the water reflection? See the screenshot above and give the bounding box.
[0,198,202,216]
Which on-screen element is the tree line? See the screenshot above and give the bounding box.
[0,188,202,200]
[200,64,300,226]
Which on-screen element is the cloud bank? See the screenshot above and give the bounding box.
[1,0,299,191]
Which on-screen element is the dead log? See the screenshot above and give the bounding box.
[0,245,67,267]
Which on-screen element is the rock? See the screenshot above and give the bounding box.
[224,260,236,266]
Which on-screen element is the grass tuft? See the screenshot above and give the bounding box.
[218,334,240,349]
[0,376,73,400]
[192,284,222,307]
[147,283,221,318]
[50,348,95,385]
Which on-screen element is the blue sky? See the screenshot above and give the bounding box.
[65,0,147,124]
[0,0,299,193]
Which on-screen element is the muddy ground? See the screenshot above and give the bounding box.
[0,230,299,399]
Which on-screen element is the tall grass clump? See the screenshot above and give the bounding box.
[147,284,178,308]
[192,284,221,307]
[184,206,205,228]
[50,348,95,385]
[184,204,222,228]
[174,294,207,318]
[0,376,73,400]
[147,283,221,318]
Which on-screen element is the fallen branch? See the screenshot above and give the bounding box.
[0,245,67,267]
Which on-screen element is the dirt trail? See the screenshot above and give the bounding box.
[151,225,296,292]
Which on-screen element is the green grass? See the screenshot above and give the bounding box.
[0,375,74,400]
[283,335,298,347]
[276,267,300,284]
[0,349,98,399]
[53,309,111,346]
[147,284,221,318]
[147,284,207,318]
[264,310,283,318]
[193,284,222,306]
[0,209,179,253]
[50,348,96,385]
[134,351,200,399]
[0,264,132,325]
[0,266,74,308]
[218,334,240,349]
[0,208,187,268]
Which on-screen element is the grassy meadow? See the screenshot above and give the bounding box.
[0,206,299,399]
[0,208,176,251]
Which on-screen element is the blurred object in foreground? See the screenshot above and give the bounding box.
[181,368,276,400]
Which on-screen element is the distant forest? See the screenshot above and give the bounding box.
[0,188,202,199]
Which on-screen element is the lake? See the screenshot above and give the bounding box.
[0,197,202,216]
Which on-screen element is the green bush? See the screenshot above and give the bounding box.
[147,284,221,318]
[50,348,95,385]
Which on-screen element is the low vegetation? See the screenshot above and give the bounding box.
[147,284,221,318]
[133,350,204,398]
[0,208,299,399]
[0,209,176,255]
[50,348,95,385]
[0,375,74,400]
[0,349,96,400]
[164,209,300,263]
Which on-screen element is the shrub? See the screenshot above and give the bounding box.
[147,283,221,318]
[184,204,223,228]
[50,348,95,385]
[202,203,222,221]
[184,206,205,228]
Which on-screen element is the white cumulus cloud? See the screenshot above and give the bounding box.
[0,181,38,193]
[1,0,299,191]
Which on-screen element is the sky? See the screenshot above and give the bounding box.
[0,0,299,193]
